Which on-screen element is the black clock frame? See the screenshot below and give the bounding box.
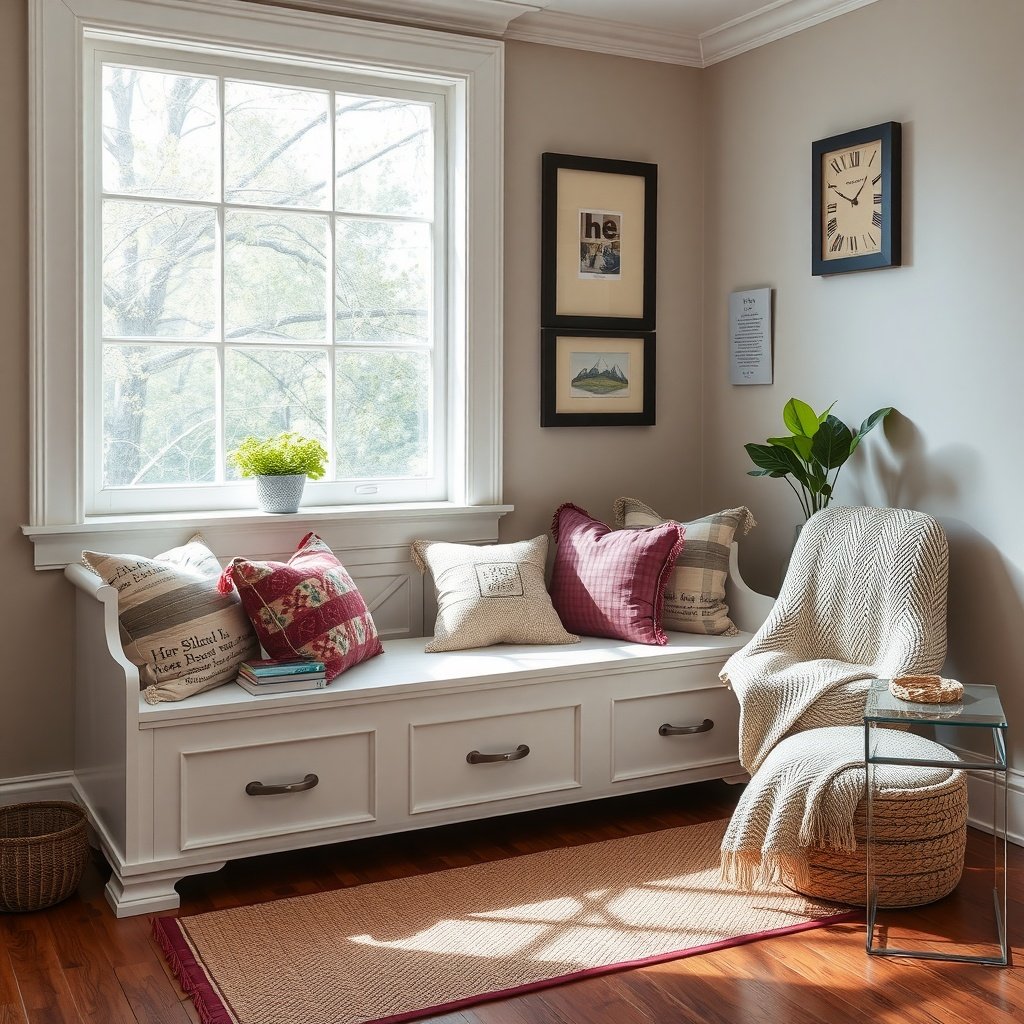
[811,121,901,277]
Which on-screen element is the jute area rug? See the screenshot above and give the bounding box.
[154,818,855,1024]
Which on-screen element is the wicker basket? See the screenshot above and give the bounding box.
[788,773,967,908]
[0,801,89,912]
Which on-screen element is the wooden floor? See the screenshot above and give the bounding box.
[0,780,1020,1024]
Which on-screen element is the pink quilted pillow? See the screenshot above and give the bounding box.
[549,503,685,645]
[218,532,383,681]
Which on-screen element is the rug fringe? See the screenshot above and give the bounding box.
[152,918,234,1024]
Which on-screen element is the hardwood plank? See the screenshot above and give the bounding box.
[0,945,28,1024]
[0,915,82,1024]
[113,962,193,1024]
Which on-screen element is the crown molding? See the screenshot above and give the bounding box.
[504,9,702,66]
[700,0,883,66]
[268,0,547,35]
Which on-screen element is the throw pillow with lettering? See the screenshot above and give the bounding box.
[82,535,259,704]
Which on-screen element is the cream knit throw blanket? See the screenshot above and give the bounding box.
[721,726,961,890]
[720,505,949,888]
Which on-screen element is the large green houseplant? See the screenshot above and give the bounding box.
[228,431,329,514]
[744,398,892,520]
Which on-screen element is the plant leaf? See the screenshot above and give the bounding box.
[849,406,893,454]
[782,398,820,438]
[817,401,837,424]
[768,434,813,460]
[811,415,855,470]
[744,443,809,486]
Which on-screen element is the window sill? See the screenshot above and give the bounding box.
[22,502,514,569]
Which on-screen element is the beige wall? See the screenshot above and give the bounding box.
[501,41,704,544]
[701,0,1024,758]
[0,0,75,780]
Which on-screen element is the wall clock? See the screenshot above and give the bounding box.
[811,121,901,276]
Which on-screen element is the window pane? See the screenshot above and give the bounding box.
[102,200,216,339]
[224,348,328,478]
[102,65,218,201]
[335,351,430,478]
[224,211,329,341]
[335,220,430,345]
[103,344,215,486]
[335,95,432,218]
[224,82,330,208]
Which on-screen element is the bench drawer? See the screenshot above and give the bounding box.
[409,705,580,814]
[177,730,375,851]
[612,686,739,783]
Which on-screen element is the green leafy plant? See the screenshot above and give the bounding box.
[227,432,329,479]
[744,398,892,520]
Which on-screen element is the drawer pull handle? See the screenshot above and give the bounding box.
[245,773,319,796]
[466,744,530,765]
[659,719,714,737]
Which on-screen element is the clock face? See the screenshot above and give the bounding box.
[821,142,883,261]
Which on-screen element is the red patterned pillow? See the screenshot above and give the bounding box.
[218,532,383,680]
[549,503,685,645]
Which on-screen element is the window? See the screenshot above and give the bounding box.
[89,48,447,514]
[28,0,504,562]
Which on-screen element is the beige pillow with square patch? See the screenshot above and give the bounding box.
[82,535,259,703]
[613,498,756,636]
[411,536,580,653]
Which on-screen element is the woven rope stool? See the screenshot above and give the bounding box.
[787,737,967,909]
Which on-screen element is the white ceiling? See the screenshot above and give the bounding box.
[303,0,883,66]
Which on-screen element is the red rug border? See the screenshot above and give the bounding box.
[154,906,860,1024]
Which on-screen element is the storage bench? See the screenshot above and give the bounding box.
[65,544,772,917]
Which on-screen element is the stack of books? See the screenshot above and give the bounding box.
[236,658,328,695]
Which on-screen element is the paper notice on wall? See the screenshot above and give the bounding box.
[729,288,772,385]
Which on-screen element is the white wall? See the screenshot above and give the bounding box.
[701,0,1024,762]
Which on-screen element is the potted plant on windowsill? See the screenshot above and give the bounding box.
[744,398,892,522]
[228,432,329,514]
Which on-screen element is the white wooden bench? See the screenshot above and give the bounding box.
[65,544,772,917]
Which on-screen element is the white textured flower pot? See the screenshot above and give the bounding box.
[256,474,306,514]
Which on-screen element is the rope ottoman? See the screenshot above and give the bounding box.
[789,739,967,909]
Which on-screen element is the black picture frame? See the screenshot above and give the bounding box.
[541,153,657,331]
[541,328,655,427]
[811,121,901,276]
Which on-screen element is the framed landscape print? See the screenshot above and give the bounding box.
[541,153,657,331]
[541,329,655,427]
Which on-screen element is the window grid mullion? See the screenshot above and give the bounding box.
[215,72,227,484]
[326,87,337,482]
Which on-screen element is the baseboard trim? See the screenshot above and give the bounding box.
[946,743,1024,847]
[0,770,77,806]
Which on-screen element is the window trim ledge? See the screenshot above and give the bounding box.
[22,503,514,570]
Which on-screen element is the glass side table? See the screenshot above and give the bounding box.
[864,679,1008,966]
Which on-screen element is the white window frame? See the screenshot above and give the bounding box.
[25,0,507,567]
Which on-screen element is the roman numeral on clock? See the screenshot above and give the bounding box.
[869,149,877,166]
[872,210,882,228]
[849,150,860,167]
[830,233,845,253]
[849,235,858,252]
[831,157,844,175]
[873,193,882,205]
[872,173,881,186]
[827,217,837,237]
[827,202,837,214]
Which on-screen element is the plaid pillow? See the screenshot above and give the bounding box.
[218,532,383,681]
[613,498,756,636]
[549,503,684,645]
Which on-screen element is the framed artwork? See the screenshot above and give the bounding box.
[541,329,655,427]
[811,121,901,276]
[541,153,657,331]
